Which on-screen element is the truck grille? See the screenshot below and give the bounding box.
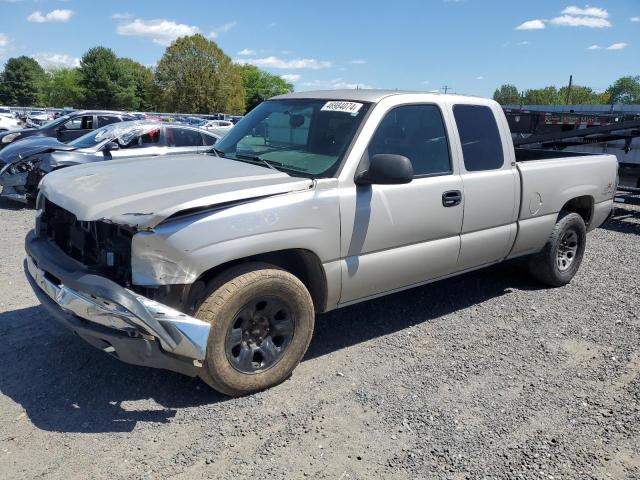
[38,197,133,286]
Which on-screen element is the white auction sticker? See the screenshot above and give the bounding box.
[321,101,363,115]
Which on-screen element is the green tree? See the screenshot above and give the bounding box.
[557,85,600,104]
[492,84,521,105]
[41,68,85,108]
[155,34,245,114]
[239,64,294,112]
[117,58,157,111]
[0,56,46,106]
[606,75,640,104]
[78,47,124,109]
[523,86,560,105]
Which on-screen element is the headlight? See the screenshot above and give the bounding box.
[7,159,39,175]
[1,132,21,144]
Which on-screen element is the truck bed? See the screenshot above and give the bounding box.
[515,148,593,162]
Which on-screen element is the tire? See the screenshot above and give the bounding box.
[194,262,315,396]
[528,212,586,287]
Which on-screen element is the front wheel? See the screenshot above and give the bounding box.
[194,263,315,396]
[528,211,587,287]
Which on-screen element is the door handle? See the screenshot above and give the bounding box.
[442,190,462,207]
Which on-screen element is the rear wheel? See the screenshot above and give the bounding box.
[528,212,586,287]
[194,263,315,396]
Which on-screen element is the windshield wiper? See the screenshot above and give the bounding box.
[209,147,225,158]
[234,153,283,171]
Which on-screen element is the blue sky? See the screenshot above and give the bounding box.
[0,0,638,97]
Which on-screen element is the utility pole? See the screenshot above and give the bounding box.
[565,75,573,105]
[442,85,450,94]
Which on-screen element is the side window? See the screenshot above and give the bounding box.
[167,128,204,147]
[64,115,94,130]
[368,104,451,177]
[98,115,120,127]
[122,128,160,149]
[453,105,504,171]
[202,132,217,146]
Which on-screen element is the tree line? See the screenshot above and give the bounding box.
[0,34,293,115]
[493,76,640,106]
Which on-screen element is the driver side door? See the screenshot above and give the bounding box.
[58,115,96,142]
[339,103,464,304]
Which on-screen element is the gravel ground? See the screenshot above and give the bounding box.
[0,199,638,480]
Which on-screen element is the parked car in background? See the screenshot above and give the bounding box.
[0,120,219,203]
[25,110,54,128]
[23,90,616,395]
[0,114,23,132]
[0,110,134,151]
[203,119,234,137]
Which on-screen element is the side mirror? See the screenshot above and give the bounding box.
[355,154,413,185]
[104,141,120,152]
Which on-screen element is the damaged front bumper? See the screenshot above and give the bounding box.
[0,170,29,203]
[24,230,211,376]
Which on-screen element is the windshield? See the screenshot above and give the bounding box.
[40,114,72,129]
[68,124,114,149]
[214,99,371,177]
[68,121,162,149]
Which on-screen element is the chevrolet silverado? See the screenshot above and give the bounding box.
[24,90,617,396]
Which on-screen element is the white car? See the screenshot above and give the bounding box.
[203,119,234,137]
[0,114,22,132]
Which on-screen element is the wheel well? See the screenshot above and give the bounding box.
[560,196,593,226]
[196,249,328,313]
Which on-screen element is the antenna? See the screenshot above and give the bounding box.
[565,75,573,105]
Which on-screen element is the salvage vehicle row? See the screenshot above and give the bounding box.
[0,121,219,202]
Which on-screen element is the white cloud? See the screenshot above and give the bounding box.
[281,74,301,82]
[0,33,9,57]
[631,16,640,23]
[517,40,530,45]
[27,9,75,23]
[561,6,608,18]
[301,78,373,90]
[476,76,484,80]
[606,42,627,50]
[516,19,546,30]
[237,56,332,70]
[351,59,367,65]
[237,48,256,56]
[208,21,237,39]
[518,6,613,31]
[32,52,80,69]
[111,12,131,20]
[550,15,611,28]
[421,80,430,85]
[117,19,200,46]
[587,44,601,50]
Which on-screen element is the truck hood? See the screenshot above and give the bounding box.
[0,136,74,165]
[40,154,314,229]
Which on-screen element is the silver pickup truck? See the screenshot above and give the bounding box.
[24,90,617,396]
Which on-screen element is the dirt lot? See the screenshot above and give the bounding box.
[0,199,638,480]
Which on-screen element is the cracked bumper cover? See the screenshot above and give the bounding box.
[24,230,211,374]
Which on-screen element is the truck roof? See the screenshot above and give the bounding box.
[272,89,489,104]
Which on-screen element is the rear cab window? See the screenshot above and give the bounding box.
[453,105,504,171]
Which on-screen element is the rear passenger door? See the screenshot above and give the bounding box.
[451,103,519,269]
[97,115,123,128]
[340,103,464,303]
